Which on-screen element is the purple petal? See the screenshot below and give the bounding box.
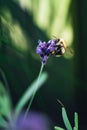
[38,40,43,46]
[42,55,49,64]
[36,47,42,54]
[36,39,56,64]
[47,40,55,52]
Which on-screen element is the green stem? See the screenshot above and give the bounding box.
[23,63,44,121]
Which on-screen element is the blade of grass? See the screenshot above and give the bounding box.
[62,107,72,130]
[14,72,48,119]
[74,112,78,130]
[0,115,8,128]
[54,126,65,130]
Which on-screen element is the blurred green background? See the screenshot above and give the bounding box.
[0,0,87,129]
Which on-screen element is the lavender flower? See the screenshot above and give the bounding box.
[6,111,52,130]
[36,40,56,64]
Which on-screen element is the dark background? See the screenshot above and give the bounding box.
[0,0,87,129]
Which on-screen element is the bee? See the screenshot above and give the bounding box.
[52,38,73,57]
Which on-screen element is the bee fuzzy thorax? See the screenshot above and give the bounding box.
[59,38,67,48]
[52,38,67,57]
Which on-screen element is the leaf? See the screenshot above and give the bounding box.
[74,112,78,130]
[14,72,48,118]
[0,82,12,118]
[54,126,65,130]
[62,107,72,130]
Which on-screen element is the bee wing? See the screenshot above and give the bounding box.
[51,35,57,39]
[64,47,74,57]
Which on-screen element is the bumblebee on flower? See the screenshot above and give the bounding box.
[36,38,68,64]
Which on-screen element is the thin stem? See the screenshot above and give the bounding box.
[0,68,10,95]
[23,63,44,121]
